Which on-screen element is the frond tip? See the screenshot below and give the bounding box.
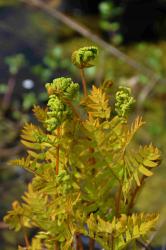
[82,85,111,119]
[115,86,135,117]
[71,46,98,68]
[45,77,79,99]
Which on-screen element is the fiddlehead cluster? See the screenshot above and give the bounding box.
[45,77,79,131]
[71,46,98,68]
[115,86,135,117]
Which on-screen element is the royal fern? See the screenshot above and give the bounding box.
[4,46,161,250]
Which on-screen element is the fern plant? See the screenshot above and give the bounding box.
[4,46,161,250]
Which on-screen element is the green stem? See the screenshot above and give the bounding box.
[80,68,87,97]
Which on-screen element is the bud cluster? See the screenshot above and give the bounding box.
[45,77,79,131]
[115,86,135,117]
[71,46,98,68]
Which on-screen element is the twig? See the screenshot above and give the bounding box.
[141,219,166,250]
[136,239,152,250]
[137,75,161,109]
[20,0,161,80]
[2,75,16,111]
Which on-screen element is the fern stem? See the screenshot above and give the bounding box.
[127,176,145,214]
[115,185,122,217]
[89,238,95,250]
[76,234,84,250]
[54,241,59,250]
[23,229,30,249]
[20,217,30,249]
[80,68,87,97]
[111,235,115,250]
[56,127,61,175]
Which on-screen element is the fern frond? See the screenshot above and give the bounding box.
[10,156,31,169]
[82,85,111,120]
[124,116,145,149]
[85,213,159,250]
[33,105,48,122]
[123,144,161,196]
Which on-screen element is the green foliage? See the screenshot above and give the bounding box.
[4,47,161,250]
[5,54,26,75]
[0,0,19,6]
[99,1,123,45]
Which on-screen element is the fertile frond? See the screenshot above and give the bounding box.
[71,46,98,68]
[45,77,79,99]
[45,94,72,131]
[115,86,135,117]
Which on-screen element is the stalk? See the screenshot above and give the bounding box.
[23,230,30,249]
[56,127,61,175]
[76,234,84,250]
[54,241,59,250]
[89,238,95,250]
[80,68,87,97]
[115,185,122,217]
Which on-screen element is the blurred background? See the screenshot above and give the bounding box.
[0,0,166,249]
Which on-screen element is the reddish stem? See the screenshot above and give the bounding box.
[80,68,87,97]
[89,238,95,250]
[54,241,59,250]
[23,229,30,249]
[76,234,84,250]
[115,185,122,217]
